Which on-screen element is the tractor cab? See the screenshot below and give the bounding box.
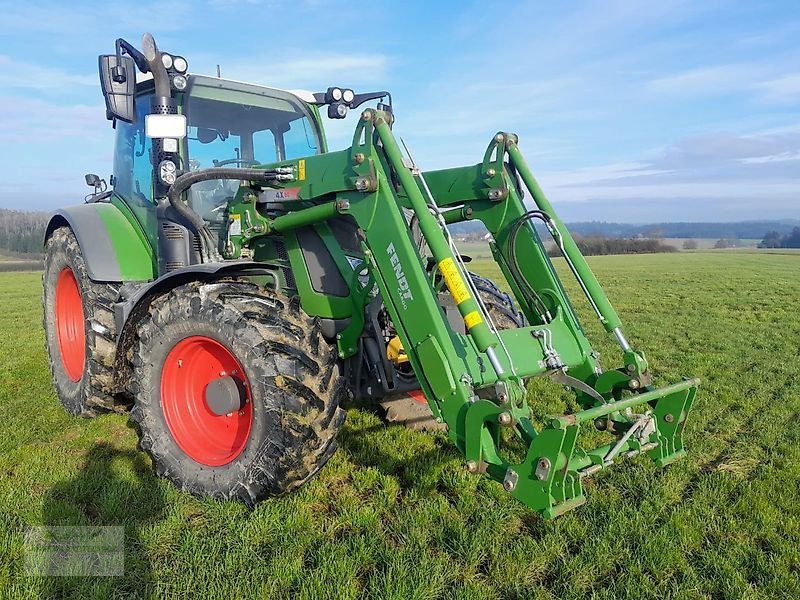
[111,74,325,248]
[99,35,388,272]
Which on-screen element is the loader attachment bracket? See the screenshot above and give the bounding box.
[463,379,699,518]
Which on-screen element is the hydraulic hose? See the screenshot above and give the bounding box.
[167,167,288,262]
[508,210,556,322]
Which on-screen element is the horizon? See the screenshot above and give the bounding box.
[0,1,797,222]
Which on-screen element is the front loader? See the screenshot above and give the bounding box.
[42,34,698,518]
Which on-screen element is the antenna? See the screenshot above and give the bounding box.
[216,64,221,78]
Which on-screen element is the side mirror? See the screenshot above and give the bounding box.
[85,174,101,187]
[98,54,136,123]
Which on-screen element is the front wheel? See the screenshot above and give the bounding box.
[42,227,119,416]
[130,281,345,505]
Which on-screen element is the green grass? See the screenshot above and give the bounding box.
[2,252,800,599]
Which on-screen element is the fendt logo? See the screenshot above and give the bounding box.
[386,242,414,309]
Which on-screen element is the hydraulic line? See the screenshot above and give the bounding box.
[506,143,624,333]
[507,210,557,323]
[167,167,292,262]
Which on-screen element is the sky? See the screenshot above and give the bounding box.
[0,0,798,222]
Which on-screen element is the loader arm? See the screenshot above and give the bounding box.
[224,109,699,518]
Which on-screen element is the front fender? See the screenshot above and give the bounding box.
[45,203,156,282]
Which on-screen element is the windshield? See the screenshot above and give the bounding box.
[183,76,321,220]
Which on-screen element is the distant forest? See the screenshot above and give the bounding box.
[450,219,800,240]
[549,236,676,257]
[759,227,800,249]
[0,209,48,255]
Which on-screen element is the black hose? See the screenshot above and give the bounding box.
[508,210,557,323]
[167,167,285,261]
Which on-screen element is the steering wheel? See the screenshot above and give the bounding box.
[212,158,259,168]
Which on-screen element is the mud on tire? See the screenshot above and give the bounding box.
[43,227,120,417]
[468,272,525,330]
[129,280,346,505]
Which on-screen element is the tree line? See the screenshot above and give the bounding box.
[0,209,48,255]
[758,227,800,249]
[548,236,676,257]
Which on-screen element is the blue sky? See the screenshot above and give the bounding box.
[0,0,798,222]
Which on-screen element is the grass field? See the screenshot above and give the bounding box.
[1,252,800,598]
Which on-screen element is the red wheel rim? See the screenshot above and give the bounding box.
[55,267,86,382]
[160,336,253,466]
[409,389,428,405]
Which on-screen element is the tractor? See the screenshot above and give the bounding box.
[42,34,698,518]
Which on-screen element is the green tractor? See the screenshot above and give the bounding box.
[43,34,698,518]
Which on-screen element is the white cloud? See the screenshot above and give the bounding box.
[0,55,95,92]
[207,0,283,6]
[0,2,192,36]
[647,65,746,96]
[755,73,800,104]
[531,128,800,220]
[648,64,800,106]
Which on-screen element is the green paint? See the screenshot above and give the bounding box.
[228,112,699,517]
[94,202,156,281]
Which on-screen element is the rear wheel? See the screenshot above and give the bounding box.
[130,281,345,504]
[43,227,119,417]
[468,272,525,330]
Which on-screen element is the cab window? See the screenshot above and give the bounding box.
[184,79,322,221]
[113,94,156,246]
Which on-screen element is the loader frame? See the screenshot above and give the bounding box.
[220,109,698,518]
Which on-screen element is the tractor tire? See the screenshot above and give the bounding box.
[468,272,525,330]
[42,227,119,417]
[129,280,346,505]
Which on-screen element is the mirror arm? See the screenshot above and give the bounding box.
[351,91,391,109]
[115,38,150,74]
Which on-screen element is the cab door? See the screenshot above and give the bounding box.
[111,93,158,251]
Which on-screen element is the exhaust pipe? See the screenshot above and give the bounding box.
[141,32,171,99]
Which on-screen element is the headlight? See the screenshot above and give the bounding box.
[328,102,348,119]
[342,88,354,103]
[172,75,188,91]
[330,87,343,101]
[159,160,177,185]
[173,56,188,73]
[161,53,174,69]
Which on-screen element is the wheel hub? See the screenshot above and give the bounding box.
[205,375,245,416]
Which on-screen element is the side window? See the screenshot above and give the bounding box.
[252,130,277,164]
[113,95,156,246]
[113,98,153,206]
[283,116,318,159]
